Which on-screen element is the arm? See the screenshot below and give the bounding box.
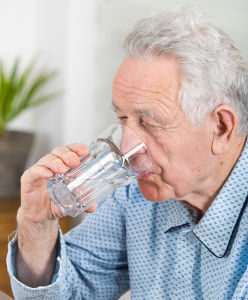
[16,216,58,287]
[7,189,130,300]
[7,143,129,299]
[15,143,89,287]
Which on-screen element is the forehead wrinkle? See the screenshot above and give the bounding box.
[113,77,178,112]
[113,77,174,98]
[113,81,160,101]
[113,96,172,126]
[113,78,180,123]
[113,90,175,121]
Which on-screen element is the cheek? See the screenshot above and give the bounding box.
[158,132,213,181]
[144,126,214,179]
[172,135,215,182]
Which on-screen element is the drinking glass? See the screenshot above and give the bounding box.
[47,123,151,217]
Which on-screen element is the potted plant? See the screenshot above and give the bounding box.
[0,57,58,198]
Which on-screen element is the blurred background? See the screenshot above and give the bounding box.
[0,0,247,299]
[0,0,247,167]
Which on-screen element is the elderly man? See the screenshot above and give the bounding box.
[7,7,248,300]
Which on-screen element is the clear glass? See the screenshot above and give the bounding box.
[47,124,152,217]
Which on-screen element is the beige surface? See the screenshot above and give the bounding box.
[0,290,13,300]
[120,291,131,300]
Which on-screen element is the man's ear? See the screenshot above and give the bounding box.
[211,105,239,154]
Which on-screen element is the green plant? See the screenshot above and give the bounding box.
[0,57,58,136]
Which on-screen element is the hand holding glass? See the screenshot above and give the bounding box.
[47,124,152,217]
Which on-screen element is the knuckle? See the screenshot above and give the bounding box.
[37,154,51,164]
[67,143,88,156]
[51,157,66,171]
[20,166,36,184]
[51,146,69,157]
[65,151,78,160]
[51,146,64,154]
[51,156,61,166]
[67,142,78,148]
[21,167,32,180]
[20,171,27,183]
[68,142,85,149]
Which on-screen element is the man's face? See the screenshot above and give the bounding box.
[112,56,218,203]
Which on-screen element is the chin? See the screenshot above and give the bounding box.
[138,177,175,203]
[138,179,160,202]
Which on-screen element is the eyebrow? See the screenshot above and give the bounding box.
[111,100,164,125]
[138,110,164,125]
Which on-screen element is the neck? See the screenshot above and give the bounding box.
[181,136,246,217]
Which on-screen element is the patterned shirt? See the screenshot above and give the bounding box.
[7,140,248,299]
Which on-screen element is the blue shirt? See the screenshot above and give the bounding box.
[7,140,248,299]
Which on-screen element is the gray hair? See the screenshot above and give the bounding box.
[123,6,248,136]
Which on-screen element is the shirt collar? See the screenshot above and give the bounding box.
[193,139,248,258]
[163,200,196,233]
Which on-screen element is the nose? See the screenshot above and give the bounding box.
[120,124,151,175]
[120,125,146,156]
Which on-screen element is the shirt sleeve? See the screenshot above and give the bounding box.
[6,187,130,300]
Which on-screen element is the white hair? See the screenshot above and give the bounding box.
[123,6,248,136]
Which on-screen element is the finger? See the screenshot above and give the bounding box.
[67,143,89,157]
[21,165,54,189]
[36,154,69,174]
[84,203,98,213]
[50,202,66,219]
[51,146,81,168]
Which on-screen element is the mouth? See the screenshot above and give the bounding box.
[138,171,158,180]
[139,173,152,179]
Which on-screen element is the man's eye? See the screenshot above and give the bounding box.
[142,122,164,134]
[144,123,160,130]
[142,121,159,129]
[117,116,128,123]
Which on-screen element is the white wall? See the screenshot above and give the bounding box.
[0,1,247,299]
[0,0,68,166]
[64,0,99,145]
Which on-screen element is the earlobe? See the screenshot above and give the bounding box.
[211,105,238,155]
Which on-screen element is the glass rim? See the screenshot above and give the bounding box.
[93,122,152,175]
